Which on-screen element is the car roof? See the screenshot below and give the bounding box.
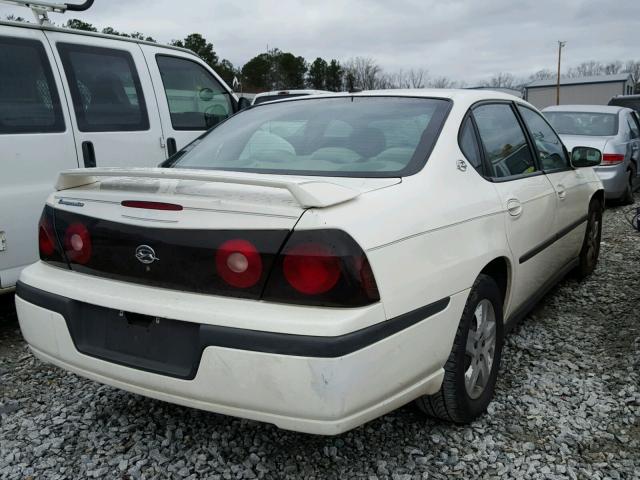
[542,104,627,114]
[253,88,526,106]
[0,19,196,57]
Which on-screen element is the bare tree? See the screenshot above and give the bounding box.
[624,60,640,93]
[343,57,383,90]
[483,72,516,89]
[566,60,604,78]
[428,76,456,88]
[530,69,555,81]
[604,61,623,75]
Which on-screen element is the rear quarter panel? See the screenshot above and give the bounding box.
[295,112,512,320]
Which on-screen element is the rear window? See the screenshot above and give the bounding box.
[544,111,618,136]
[169,96,451,177]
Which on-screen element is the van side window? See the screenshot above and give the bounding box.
[156,55,233,130]
[0,36,64,134]
[472,104,537,179]
[57,43,149,132]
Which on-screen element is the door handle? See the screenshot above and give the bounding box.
[557,184,567,200]
[167,137,177,157]
[81,141,96,168]
[507,198,523,217]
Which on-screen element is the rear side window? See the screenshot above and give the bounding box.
[0,36,64,134]
[156,55,233,130]
[473,104,536,178]
[57,43,149,132]
[459,117,482,172]
[518,106,569,171]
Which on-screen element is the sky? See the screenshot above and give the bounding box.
[1,0,638,84]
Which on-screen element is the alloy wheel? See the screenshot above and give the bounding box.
[464,299,497,399]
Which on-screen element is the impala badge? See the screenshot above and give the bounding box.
[456,159,468,172]
[135,245,159,265]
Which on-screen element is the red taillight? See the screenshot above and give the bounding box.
[216,239,263,288]
[602,153,624,165]
[64,223,92,264]
[283,243,341,295]
[38,216,55,257]
[121,200,183,211]
[262,230,380,307]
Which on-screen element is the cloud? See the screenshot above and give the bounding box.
[1,0,638,83]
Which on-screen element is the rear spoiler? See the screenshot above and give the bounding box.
[55,168,360,208]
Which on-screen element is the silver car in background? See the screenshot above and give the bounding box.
[543,105,640,204]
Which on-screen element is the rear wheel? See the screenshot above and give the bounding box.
[416,274,503,423]
[575,198,602,279]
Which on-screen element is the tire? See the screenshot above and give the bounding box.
[416,274,504,424]
[574,198,602,279]
[620,169,635,205]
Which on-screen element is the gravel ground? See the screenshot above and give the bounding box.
[1,198,639,480]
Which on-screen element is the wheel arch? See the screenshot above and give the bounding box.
[478,256,511,311]
[592,188,605,210]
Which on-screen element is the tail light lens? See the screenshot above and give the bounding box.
[263,230,380,307]
[602,153,624,165]
[63,222,92,265]
[216,239,263,288]
[38,206,68,267]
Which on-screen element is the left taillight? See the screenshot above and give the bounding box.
[38,206,67,266]
[63,222,92,265]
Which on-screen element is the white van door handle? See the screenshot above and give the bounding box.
[557,184,567,200]
[507,198,523,217]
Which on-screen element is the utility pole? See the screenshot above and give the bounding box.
[556,41,566,105]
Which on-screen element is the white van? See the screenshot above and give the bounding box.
[0,19,247,292]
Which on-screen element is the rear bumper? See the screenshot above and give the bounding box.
[594,164,628,199]
[15,262,467,435]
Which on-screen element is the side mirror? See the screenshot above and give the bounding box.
[571,146,602,168]
[237,96,252,110]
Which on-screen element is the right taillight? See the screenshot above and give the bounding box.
[602,153,625,165]
[263,229,380,307]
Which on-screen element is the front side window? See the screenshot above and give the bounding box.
[156,55,233,130]
[57,43,149,132]
[169,96,451,177]
[518,106,569,171]
[544,111,618,136]
[472,104,536,178]
[0,36,64,134]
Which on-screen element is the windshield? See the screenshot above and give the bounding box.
[544,111,618,136]
[169,96,451,177]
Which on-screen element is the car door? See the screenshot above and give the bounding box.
[472,102,558,314]
[0,28,78,289]
[44,31,165,168]
[139,44,237,158]
[517,105,590,262]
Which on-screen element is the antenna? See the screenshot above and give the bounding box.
[0,0,94,25]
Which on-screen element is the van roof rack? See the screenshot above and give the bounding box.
[0,0,93,25]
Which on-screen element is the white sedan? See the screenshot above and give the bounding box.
[16,90,604,435]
